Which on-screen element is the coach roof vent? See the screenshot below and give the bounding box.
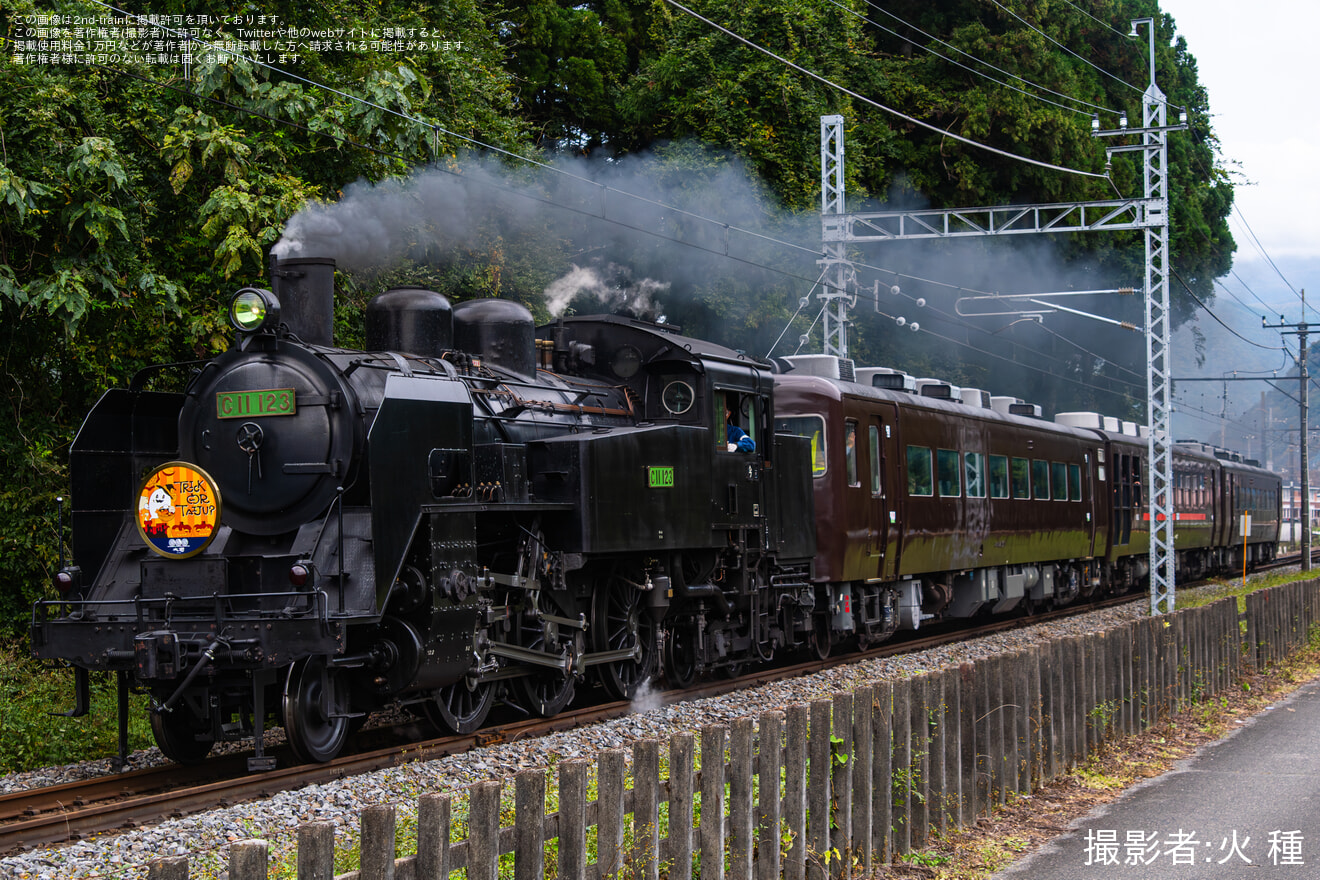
[915,378,960,401]
[782,354,856,382]
[1055,411,1103,429]
[959,387,991,408]
[856,367,917,393]
[1121,421,1139,436]
[1009,402,1043,417]
[1050,411,1103,427]
[990,396,1022,415]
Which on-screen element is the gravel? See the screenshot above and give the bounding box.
[0,596,1174,879]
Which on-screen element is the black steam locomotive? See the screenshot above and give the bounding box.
[31,257,1280,769]
[32,257,815,768]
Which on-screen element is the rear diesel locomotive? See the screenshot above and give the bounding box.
[31,257,816,769]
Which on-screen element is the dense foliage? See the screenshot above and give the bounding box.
[2,0,1233,627]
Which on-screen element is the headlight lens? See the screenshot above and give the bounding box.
[229,288,278,333]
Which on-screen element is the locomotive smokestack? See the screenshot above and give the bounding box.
[269,254,336,346]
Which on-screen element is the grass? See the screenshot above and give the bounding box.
[0,638,152,772]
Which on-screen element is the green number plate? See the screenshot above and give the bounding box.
[648,466,674,488]
[216,389,296,419]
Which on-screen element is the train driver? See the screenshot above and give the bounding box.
[724,394,756,453]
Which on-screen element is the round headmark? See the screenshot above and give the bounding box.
[136,462,223,558]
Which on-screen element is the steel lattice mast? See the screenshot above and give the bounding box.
[819,17,1185,614]
[820,115,851,359]
[1137,24,1176,614]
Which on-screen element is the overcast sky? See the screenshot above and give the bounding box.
[1083,2,1313,448]
[1159,0,1318,308]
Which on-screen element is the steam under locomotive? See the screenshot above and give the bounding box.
[31,256,1281,769]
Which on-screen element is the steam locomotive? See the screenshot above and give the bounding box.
[31,256,1280,769]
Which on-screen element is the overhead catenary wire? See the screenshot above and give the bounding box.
[864,282,1149,398]
[766,267,829,358]
[78,0,1124,321]
[1053,0,1135,41]
[985,0,1181,113]
[1231,207,1301,301]
[821,0,1116,116]
[1172,269,1289,353]
[658,0,1110,180]
[71,0,1213,409]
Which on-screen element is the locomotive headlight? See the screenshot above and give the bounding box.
[229,288,280,334]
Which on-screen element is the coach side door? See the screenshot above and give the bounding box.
[864,403,901,578]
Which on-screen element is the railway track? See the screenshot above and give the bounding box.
[3,569,1295,855]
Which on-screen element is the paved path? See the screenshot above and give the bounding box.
[994,677,1320,879]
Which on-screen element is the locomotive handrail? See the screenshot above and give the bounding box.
[34,589,331,624]
[129,359,208,393]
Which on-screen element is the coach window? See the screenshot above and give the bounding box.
[775,415,826,476]
[1068,464,1082,501]
[1032,459,1050,500]
[907,446,933,496]
[989,455,1010,498]
[869,425,882,497]
[965,452,986,498]
[937,449,961,497]
[1051,462,1068,501]
[845,420,859,486]
[1011,457,1030,499]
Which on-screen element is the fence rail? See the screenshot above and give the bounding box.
[146,579,1320,880]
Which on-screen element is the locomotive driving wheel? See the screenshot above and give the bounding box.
[511,591,577,717]
[283,656,351,763]
[426,677,497,734]
[663,622,698,689]
[592,570,658,701]
[149,705,214,765]
[426,613,499,734]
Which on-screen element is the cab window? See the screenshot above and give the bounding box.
[715,391,758,451]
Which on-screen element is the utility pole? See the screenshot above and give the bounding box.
[1264,294,1311,571]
